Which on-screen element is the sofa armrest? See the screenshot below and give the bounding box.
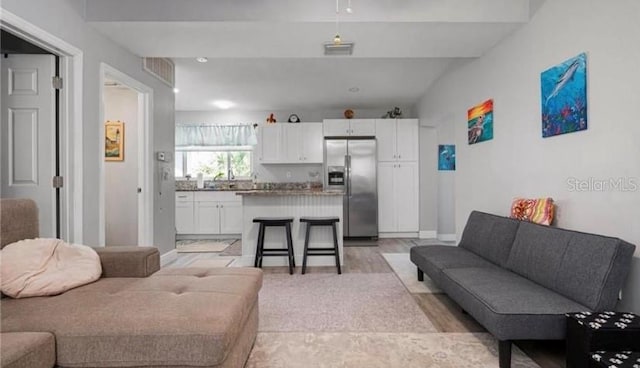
[93,246,160,278]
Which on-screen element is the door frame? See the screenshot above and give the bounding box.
[0,10,84,242]
[98,63,154,246]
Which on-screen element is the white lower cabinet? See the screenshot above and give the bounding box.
[175,200,195,234]
[176,191,242,235]
[377,162,419,233]
[219,202,243,234]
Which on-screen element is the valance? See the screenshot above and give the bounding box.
[176,124,257,147]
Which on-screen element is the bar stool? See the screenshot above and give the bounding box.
[253,217,296,275]
[300,217,341,275]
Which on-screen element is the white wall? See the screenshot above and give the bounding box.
[104,86,138,246]
[414,0,640,312]
[1,0,176,254]
[176,108,415,183]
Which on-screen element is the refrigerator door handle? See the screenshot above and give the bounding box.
[347,155,352,197]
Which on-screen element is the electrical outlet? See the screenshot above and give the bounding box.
[286,171,292,179]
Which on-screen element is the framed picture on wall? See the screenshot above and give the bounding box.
[105,120,124,161]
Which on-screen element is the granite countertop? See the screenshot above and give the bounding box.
[236,190,344,196]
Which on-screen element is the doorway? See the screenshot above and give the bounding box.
[99,64,154,247]
[0,30,60,238]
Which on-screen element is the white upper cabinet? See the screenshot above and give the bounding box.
[375,119,418,162]
[323,119,376,137]
[323,119,350,136]
[301,123,323,163]
[257,124,283,163]
[258,123,323,164]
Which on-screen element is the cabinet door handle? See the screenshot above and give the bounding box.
[220,205,224,208]
[178,195,187,198]
[398,155,401,159]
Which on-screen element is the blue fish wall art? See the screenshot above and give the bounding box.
[540,53,588,138]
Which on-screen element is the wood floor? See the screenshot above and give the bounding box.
[166,238,566,368]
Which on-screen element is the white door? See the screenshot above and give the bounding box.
[396,119,419,162]
[219,202,243,234]
[377,162,396,232]
[175,200,195,234]
[195,201,221,234]
[350,119,376,136]
[375,119,397,162]
[323,119,349,136]
[1,54,56,237]
[395,162,419,232]
[301,123,323,163]
[284,124,301,163]
[259,125,283,163]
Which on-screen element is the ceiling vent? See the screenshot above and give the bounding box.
[142,57,175,87]
[324,42,354,56]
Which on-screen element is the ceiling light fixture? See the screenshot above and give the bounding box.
[324,0,355,55]
[173,88,180,93]
[196,57,208,63]
[212,100,235,109]
[346,0,353,14]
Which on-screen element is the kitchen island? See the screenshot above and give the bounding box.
[236,190,344,267]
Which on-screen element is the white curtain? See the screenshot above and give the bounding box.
[176,124,257,147]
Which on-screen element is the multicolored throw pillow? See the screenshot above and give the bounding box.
[510,198,555,225]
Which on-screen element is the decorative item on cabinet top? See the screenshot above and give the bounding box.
[266,113,276,124]
[381,107,402,119]
[288,114,300,123]
[344,109,354,119]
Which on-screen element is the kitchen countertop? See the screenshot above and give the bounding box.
[236,190,343,196]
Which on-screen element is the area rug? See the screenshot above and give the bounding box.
[246,332,539,368]
[175,239,237,253]
[382,253,442,294]
[259,273,436,333]
[186,258,233,268]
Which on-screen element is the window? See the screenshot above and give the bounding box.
[175,148,252,180]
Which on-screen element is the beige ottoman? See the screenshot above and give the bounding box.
[1,268,263,367]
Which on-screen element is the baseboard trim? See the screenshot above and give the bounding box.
[437,233,457,242]
[160,249,178,267]
[379,232,419,239]
[419,230,437,239]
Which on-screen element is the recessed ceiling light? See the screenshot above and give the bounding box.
[173,88,180,93]
[212,100,235,109]
[348,87,360,92]
[196,57,208,63]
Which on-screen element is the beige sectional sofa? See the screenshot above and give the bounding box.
[0,199,262,368]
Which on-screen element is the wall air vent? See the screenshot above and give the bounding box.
[324,42,354,56]
[142,57,175,87]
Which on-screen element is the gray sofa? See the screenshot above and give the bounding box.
[410,211,636,368]
[0,198,263,368]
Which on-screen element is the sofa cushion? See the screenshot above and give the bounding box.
[1,268,263,367]
[458,211,520,266]
[554,233,635,311]
[506,221,636,310]
[0,332,55,368]
[439,267,588,340]
[410,245,498,284]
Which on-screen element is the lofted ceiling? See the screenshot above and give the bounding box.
[85,0,545,112]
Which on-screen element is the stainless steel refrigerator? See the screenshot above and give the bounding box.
[324,138,377,238]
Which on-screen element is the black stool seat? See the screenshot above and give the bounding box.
[253,217,294,224]
[253,217,296,274]
[300,217,340,225]
[301,217,341,275]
